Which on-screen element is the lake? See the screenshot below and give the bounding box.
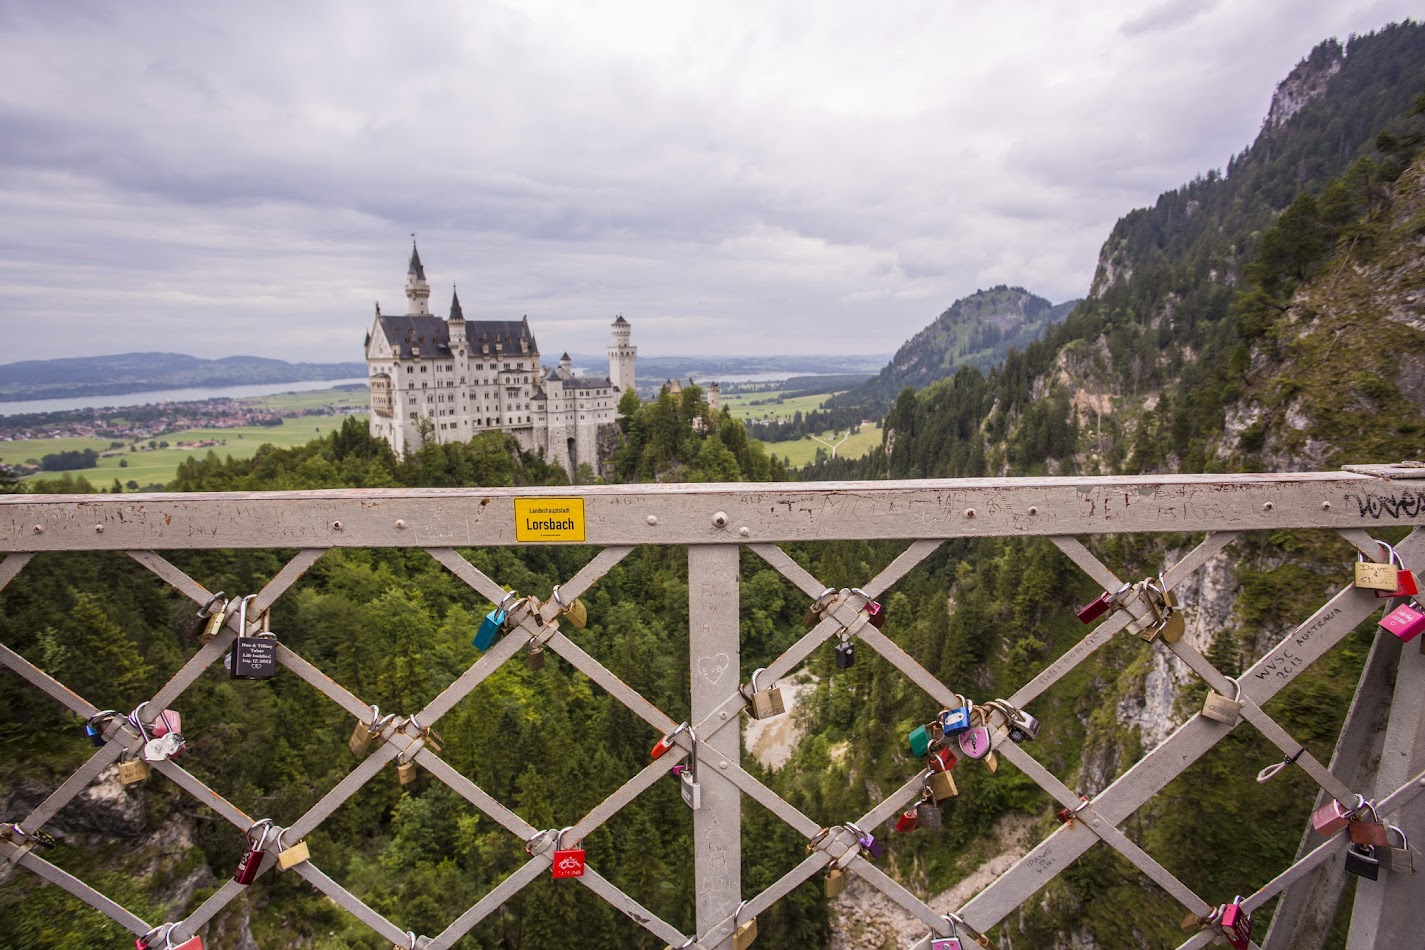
[0,379,370,417]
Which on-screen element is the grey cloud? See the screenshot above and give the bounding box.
[1121,0,1219,37]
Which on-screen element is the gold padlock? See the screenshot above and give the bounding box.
[732,912,758,950]
[397,758,418,785]
[1356,559,1399,591]
[275,828,310,870]
[744,668,785,720]
[928,767,958,801]
[824,867,846,897]
[350,706,391,757]
[117,753,150,785]
[199,593,228,645]
[1201,679,1242,724]
[552,585,588,629]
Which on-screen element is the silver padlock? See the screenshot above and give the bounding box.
[1384,824,1416,874]
[744,668,785,720]
[680,726,701,810]
[1201,678,1242,725]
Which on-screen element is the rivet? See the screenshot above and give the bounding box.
[395,519,407,529]
[720,711,728,719]
[31,524,42,534]
[646,515,659,526]
[719,761,728,770]
[94,524,104,533]
[1028,506,1038,516]
[1092,818,1101,826]
[1322,501,1332,511]
[964,508,976,518]
[739,526,750,537]
[332,520,343,531]
[712,511,729,528]
[722,928,730,936]
[1262,502,1274,512]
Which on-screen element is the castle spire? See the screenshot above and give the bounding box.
[449,285,464,322]
[404,238,430,315]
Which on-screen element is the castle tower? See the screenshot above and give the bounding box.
[608,314,636,395]
[448,286,464,330]
[406,241,430,315]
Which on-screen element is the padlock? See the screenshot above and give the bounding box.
[143,733,185,762]
[908,724,932,758]
[170,936,204,950]
[1379,601,1425,642]
[1348,803,1388,846]
[651,722,688,759]
[931,917,965,950]
[732,902,757,950]
[197,591,228,645]
[895,808,921,833]
[743,668,785,720]
[824,866,846,897]
[552,585,587,629]
[473,592,515,650]
[1383,825,1415,873]
[1057,796,1089,825]
[915,797,943,832]
[137,925,202,950]
[396,757,418,785]
[1008,710,1040,742]
[804,587,836,626]
[117,751,150,785]
[1356,555,1399,591]
[1220,897,1252,949]
[1077,590,1115,623]
[350,706,392,757]
[928,767,958,802]
[1311,796,1360,836]
[149,709,182,739]
[85,710,118,747]
[929,746,957,771]
[958,725,992,760]
[404,714,442,754]
[1201,679,1242,724]
[526,638,545,670]
[1158,610,1187,643]
[275,828,310,870]
[229,595,278,680]
[854,827,884,859]
[551,827,585,879]
[864,600,886,629]
[679,726,701,810]
[234,820,272,885]
[940,703,973,736]
[834,635,855,669]
[392,933,417,950]
[1344,843,1381,880]
[1374,546,1418,597]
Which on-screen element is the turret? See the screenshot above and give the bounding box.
[406,241,430,315]
[448,286,464,327]
[607,314,636,396]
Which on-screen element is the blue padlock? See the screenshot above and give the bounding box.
[939,703,973,736]
[85,710,117,747]
[472,592,516,651]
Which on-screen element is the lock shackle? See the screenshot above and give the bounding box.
[1353,798,1381,822]
[88,708,119,730]
[1221,678,1241,703]
[805,827,831,852]
[137,924,170,950]
[685,725,699,781]
[843,820,867,840]
[276,826,300,851]
[554,825,577,852]
[550,585,568,608]
[1387,824,1410,849]
[198,591,226,617]
[402,930,417,950]
[734,899,749,928]
[941,912,963,937]
[128,702,153,742]
[235,594,257,638]
[163,925,192,950]
[750,667,769,693]
[246,817,274,850]
[497,590,518,610]
[523,828,553,856]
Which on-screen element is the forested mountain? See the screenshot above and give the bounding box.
[826,287,1076,415]
[5,21,1425,950]
[0,353,366,401]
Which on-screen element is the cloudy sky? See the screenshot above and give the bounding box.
[0,1,1418,364]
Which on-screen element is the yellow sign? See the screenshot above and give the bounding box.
[514,497,586,543]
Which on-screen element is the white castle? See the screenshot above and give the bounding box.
[365,243,636,474]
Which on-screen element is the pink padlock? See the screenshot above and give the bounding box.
[1379,601,1425,642]
[1220,898,1251,950]
[957,725,992,759]
[1312,796,1361,836]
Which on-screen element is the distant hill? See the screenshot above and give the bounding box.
[826,286,1077,412]
[0,353,367,401]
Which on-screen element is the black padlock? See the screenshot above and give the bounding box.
[1345,843,1381,880]
[228,595,278,680]
[835,637,855,669]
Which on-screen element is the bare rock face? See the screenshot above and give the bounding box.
[1264,42,1344,130]
[2,765,146,838]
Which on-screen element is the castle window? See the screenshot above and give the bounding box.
[409,412,417,419]
[421,365,427,372]
[408,381,414,389]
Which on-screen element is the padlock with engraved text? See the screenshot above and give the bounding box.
[1220,897,1252,950]
[804,588,836,627]
[1383,825,1415,874]
[117,749,150,785]
[743,668,785,720]
[927,764,958,802]
[834,634,855,669]
[551,827,585,879]
[914,794,943,832]
[473,592,515,650]
[1348,803,1389,846]
[196,591,228,645]
[552,585,587,629]
[679,726,702,810]
[1356,553,1399,591]
[824,866,846,897]
[1374,545,1419,597]
[1380,601,1425,642]
[1311,795,1362,836]
[1201,679,1242,725]
[234,820,273,886]
[149,708,182,739]
[275,827,310,871]
[1345,843,1381,880]
[732,901,758,950]
[396,755,418,785]
[929,746,957,772]
[228,595,277,680]
[350,706,393,757]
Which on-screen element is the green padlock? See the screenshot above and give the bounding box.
[908,724,930,758]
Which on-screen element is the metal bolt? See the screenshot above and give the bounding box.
[719,711,728,719]
[31,525,42,535]
[332,520,343,531]
[94,524,104,533]
[395,519,407,529]
[719,761,728,770]
[646,515,659,526]
[739,526,750,537]
[1262,502,1274,512]
[1028,506,1038,516]
[964,508,976,518]
[712,511,729,528]
[1322,501,1332,511]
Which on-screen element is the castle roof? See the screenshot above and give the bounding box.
[560,352,571,361]
[372,314,538,360]
[612,315,629,326]
[449,287,464,321]
[408,242,426,280]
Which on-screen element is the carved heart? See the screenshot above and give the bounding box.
[697,652,731,684]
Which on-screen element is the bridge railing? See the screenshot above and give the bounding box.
[1,466,1423,949]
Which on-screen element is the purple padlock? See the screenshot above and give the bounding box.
[958,725,992,759]
[1380,601,1425,642]
[858,831,883,859]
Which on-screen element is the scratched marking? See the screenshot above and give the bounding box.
[1253,605,1342,681]
[1344,491,1425,519]
[696,652,730,684]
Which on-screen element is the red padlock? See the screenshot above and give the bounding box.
[895,808,921,833]
[1077,591,1113,623]
[234,819,272,885]
[929,746,957,772]
[865,600,886,629]
[149,709,182,738]
[650,722,688,760]
[551,827,585,879]
[1375,568,1419,598]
